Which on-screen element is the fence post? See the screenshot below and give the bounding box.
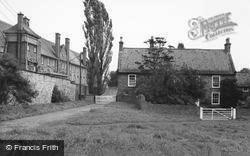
[233,108,236,119]
[200,107,203,120]
[212,109,214,120]
[231,107,233,119]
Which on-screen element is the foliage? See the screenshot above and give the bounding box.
[177,43,185,49]
[51,85,70,103]
[135,37,206,104]
[220,78,242,108]
[239,68,250,73]
[0,54,37,105]
[83,0,114,95]
[107,71,118,87]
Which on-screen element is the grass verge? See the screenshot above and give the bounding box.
[0,100,92,121]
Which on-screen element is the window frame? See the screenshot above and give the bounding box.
[41,56,44,65]
[128,74,136,87]
[242,87,249,93]
[211,92,220,105]
[212,75,220,88]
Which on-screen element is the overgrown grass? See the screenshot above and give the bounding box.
[0,100,92,121]
[1,102,250,156]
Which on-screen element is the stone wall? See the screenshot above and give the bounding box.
[20,71,76,104]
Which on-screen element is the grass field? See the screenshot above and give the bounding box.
[1,102,250,156]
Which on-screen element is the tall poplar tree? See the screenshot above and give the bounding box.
[83,0,113,95]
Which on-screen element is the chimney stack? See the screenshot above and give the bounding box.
[65,38,70,75]
[23,16,30,27]
[224,38,231,53]
[119,36,123,51]
[55,33,61,72]
[55,33,61,57]
[82,47,87,66]
[17,12,24,30]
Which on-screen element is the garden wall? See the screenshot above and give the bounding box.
[20,71,76,104]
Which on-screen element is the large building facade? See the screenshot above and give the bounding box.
[0,13,88,103]
[117,37,236,106]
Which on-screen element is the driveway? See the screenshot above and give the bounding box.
[0,104,103,133]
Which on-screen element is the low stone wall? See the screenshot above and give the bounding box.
[20,71,76,104]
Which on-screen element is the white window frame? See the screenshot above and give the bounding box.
[242,87,249,93]
[211,92,220,105]
[47,58,50,66]
[41,56,44,65]
[34,46,37,53]
[212,75,220,88]
[128,74,136,87]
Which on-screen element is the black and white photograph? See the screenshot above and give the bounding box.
[0,0,250,155]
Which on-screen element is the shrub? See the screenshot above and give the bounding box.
[51,85,70,103]
[0,54,37,105]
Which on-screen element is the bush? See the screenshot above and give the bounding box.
[0,54,37,105]
[51,85,70,103]
[220,78,242,108]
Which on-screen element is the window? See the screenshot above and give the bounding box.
[47,58,50,66]
[211,92,220,105]
[128,74,136,87]
[27,44,30,51]
[212,75,220,88]
[243,87,249,93]
[27,43,37,53]
[41,56,44,65]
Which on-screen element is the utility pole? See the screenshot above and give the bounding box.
[79,51,82,100]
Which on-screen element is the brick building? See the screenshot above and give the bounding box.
[0,13,88,103]
[117,37,236,106]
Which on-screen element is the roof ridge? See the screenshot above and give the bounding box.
[123,47,224,51]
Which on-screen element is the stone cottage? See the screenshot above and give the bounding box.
[0,13,88,104]
[117,37,236,106]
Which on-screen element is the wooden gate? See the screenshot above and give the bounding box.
[95,95,116,104]
[200,107,236,120]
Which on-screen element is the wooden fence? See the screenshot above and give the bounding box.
[95,95,116,105]
[200,107,236,120]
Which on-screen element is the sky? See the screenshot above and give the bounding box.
[0,0,249,71]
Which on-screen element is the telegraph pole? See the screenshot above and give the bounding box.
[79,51,82,100]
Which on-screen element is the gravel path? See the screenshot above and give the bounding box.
[0,104,103,133]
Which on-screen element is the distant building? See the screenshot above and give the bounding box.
[117,37,236,106]
[0,13,88,103]
[236,72,250,97]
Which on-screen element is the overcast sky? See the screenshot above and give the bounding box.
[0,0,249,71]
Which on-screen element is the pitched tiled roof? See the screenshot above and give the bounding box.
[0,20,11,48]
[0,20,82,66]
[118,47,236,75]
[236,72,250,87]
[4,24,40,38]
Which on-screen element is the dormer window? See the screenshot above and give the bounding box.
[212,75,220,88]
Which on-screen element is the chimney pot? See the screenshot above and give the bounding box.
[23,16,30,27]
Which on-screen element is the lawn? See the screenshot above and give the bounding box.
[0,102,250,156]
